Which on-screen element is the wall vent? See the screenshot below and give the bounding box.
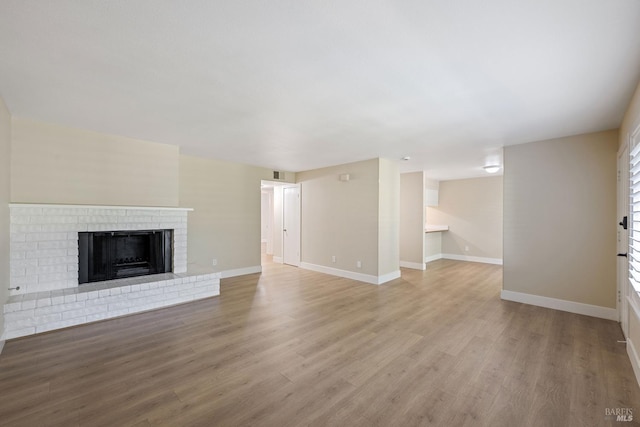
[273,171,282,180]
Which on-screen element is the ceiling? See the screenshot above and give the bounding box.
[1,1,639,180]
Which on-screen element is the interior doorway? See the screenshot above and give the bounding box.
[260,185,274,263]
[260,180,300,267]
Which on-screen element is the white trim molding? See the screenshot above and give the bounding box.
[0,338,4,355]
[400,260,426,271]
[501,290,618,321]
[442,254,503,265]
[424,254,443,263]
[272,256,283,264]
[300,262,401,285]
[628,338,640,391]
[219,265,262,279]
[377,270,402,285]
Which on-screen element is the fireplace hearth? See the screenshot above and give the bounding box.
[79,230,173,284]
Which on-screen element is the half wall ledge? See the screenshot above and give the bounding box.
[8,203,194,211]
[2,268,220,341]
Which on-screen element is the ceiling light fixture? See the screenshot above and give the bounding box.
[402,156,411,161]
[483,165,501,174]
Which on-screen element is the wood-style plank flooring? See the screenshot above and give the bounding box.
[0,259,638,426]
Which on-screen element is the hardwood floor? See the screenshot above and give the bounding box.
[0,259,638,426]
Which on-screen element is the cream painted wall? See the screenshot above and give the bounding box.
[179,155,294,274]
[8,116,297,278]
[503,130,618,308]
[298,158,380,276]
[400,172,425,266]
[424,233,441,260]
[378,158,400,276]
[11,118,180,207]
[0,96,11,343]
[427,176,503,260]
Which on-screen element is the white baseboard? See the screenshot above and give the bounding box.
[378,270,402,284]
[0,339,4,355]
[300,262,401,285]
[273,256,283,264]
[400,260,426,270]
[501,290,618,321]
[424,254,443,263]
[220,265,262,279]
[442,253,503,265]
[628,338,640,390]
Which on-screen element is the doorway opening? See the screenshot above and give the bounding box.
[260,181,301,268]
[260,182,275,265]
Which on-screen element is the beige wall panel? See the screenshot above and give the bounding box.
[378,158,400,275]
[424,232,442,259]
[298,158,380,276]
[11,118,179,207]
[503,130,618,308]
[179,155,289,273]
[400,171,424,265]
[427,176,503,259]
[0,96,10,340]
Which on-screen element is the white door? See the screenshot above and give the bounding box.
[283,186,300,267]
[618,143,630,336]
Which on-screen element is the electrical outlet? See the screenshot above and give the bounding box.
[357,261,362,268]
[332,255,336,263]
[464,246,469,252]
[212,259,218,266]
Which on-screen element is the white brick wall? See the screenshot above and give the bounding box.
[2,271,221,340]
[9,204,191,295]
[2,204,219,341]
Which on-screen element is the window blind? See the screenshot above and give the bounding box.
[629,141,640,293]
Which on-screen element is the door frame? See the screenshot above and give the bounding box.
[260,188,274,255]
[618,139,630,335]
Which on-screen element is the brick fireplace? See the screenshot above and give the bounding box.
[2,204,220,340]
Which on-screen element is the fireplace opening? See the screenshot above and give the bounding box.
[79,230,172,284]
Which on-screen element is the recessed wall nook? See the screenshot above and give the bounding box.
[2,204,220,340]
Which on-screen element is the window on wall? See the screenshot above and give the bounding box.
[630,132,640,293]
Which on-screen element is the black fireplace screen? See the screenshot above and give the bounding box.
[78,230,172,284]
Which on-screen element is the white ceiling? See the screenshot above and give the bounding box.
[1,1,639,180]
